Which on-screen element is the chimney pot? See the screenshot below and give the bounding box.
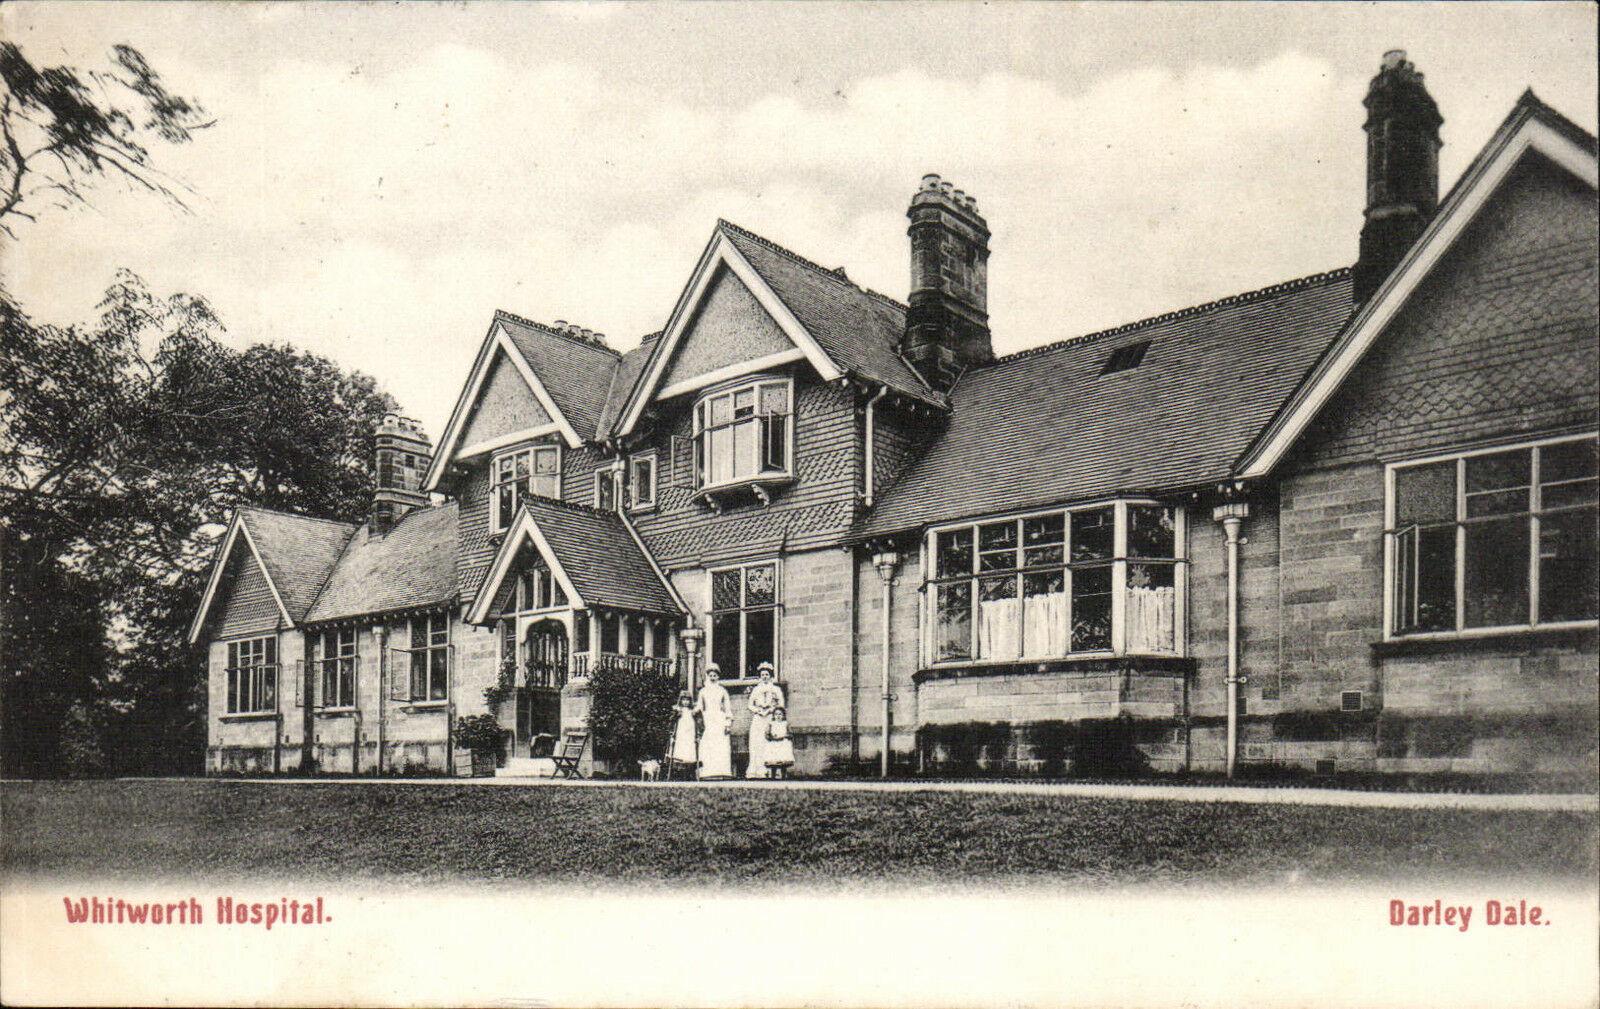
[920,173,941,191]
[1382,49,1406,69]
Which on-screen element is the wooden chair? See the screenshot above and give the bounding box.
[551,730,589,779]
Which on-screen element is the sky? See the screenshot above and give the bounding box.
[4,2,1596,439]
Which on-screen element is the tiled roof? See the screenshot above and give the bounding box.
[860,269,1357,537]
[520,497,680,614]
[717,222,946,409]
[495,310,621,442]
[303,502,460,622]
[595,335,658,438]
[236,507,355,620]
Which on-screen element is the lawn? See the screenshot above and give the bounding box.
[2,779,1595,888]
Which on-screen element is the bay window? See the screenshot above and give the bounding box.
[927,502,1184,664]
[693,378,792,489]
[492,444,560,532]
[1389,435,1598,636]
[709,560,779,679]
[225,636,277,714]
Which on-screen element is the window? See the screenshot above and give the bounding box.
[312,627,356,709]
[595,466,618,512]
[1100,341,1151,376]
[629,452,657,509]
[491,444,560,532]
[405,613,451,701]
[225,636,277,714]
[513,562,567,612]
[1389,436,1598,636]
[693,378,792,489]
[928,502,1184,664]
[708,561,779,679]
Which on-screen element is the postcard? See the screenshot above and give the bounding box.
[1,2,1596,1006]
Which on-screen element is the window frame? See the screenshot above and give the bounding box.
[593,462,621,512]
[706,558,782,683]
[225,635,279,715]
[489,442,562,534]
[403,612,453,704]
[691,375,794,492]
[506,561,568,615]
[1383,433,1599,641]
[628,451,658,511]
[312,626,357,710]
[920,500,1188,668]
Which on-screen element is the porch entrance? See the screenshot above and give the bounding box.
[517,619,565,755]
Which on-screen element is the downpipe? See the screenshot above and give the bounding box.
[1213,502,1250,778]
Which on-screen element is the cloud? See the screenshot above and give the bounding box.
[2,19,1592,439]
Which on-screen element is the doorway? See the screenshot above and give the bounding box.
[518,619,566,754]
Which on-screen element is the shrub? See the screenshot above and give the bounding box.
[455,714,506,757]
[586,659,681,770]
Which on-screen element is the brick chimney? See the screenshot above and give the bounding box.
[1355,50,1443,303]
[903,174,992,389]
[372,413,432,534]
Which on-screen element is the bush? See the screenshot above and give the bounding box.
[455,714,506,757]
[586,659,681,770]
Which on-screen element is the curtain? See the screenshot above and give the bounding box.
[978,597,1021,660]
[1022,590,1068,659]
[1126,586,1175,652]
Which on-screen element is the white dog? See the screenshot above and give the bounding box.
[638,758,661,782]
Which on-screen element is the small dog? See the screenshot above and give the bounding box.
[638,758,661,782]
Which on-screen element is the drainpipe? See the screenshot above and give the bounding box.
[872,550,900,778]
[374,625,388,775]
[1213,501,1250,778]
[863,386,889,508]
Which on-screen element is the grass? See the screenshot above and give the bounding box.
[2,779,1595,889]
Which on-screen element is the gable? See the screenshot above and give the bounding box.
[1239,97,1599,478]
[216,546,284,639]
[458,349,554,453]
[1290,152,1599,470]
[657,265,798,395]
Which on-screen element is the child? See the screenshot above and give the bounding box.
[764,705,795,779]
[669,691,697,779]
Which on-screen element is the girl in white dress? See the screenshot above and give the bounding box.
[694,665,733,780]
[745,663,784,779]
[764,705,795,779]
[669,691,697,777]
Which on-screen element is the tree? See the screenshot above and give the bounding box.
[0,41,211,237]
[0,275,397,776]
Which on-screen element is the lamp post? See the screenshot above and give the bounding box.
[678,625,705,694]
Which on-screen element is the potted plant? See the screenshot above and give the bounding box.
[455,714,505,778]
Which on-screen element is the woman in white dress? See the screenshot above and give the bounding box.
[669,691,697,777]
[745,663,784,779]
[694,665,733,780]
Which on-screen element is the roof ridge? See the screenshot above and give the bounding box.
[989,267,1354,365]
[494,308,621,358]
[525,496,624,521]
[717,218,904,308]
[238,505,358,530]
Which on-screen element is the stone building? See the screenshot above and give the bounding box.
[190,54,1598,779]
